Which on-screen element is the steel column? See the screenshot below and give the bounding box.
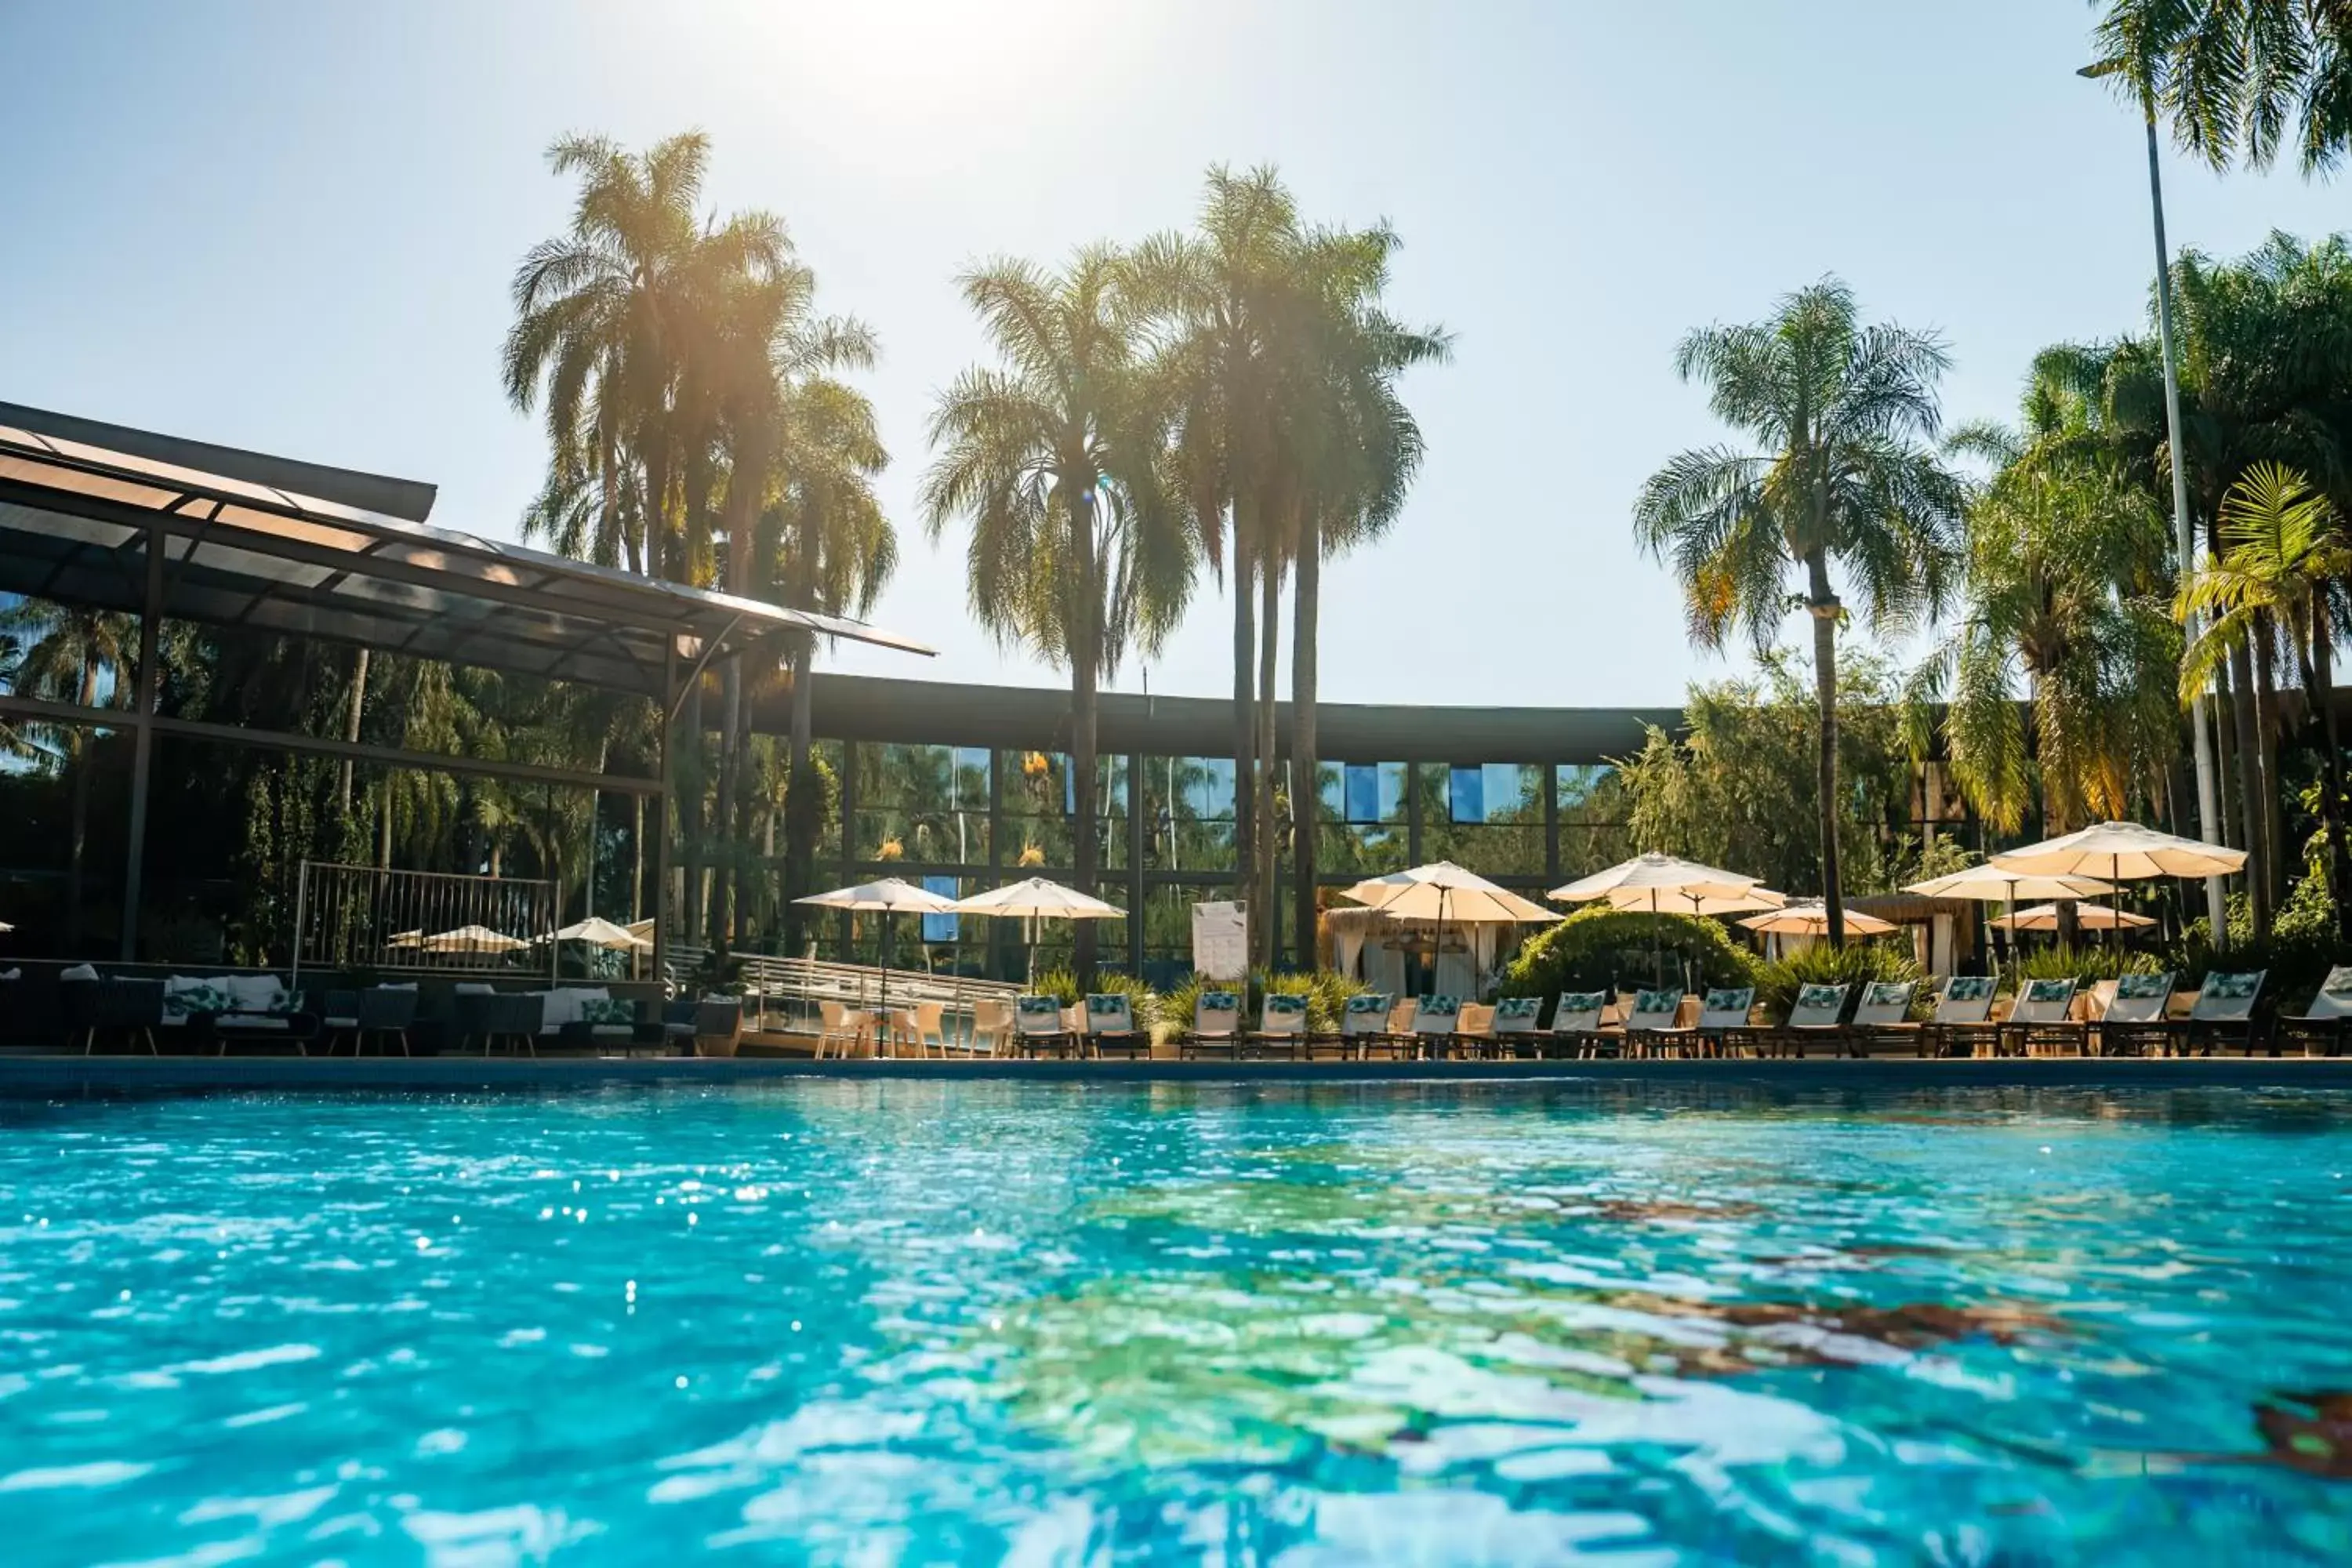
[118,522,165,960]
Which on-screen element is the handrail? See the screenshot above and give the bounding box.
[662,944,1023,1041]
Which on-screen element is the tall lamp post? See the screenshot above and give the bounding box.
[2082,56,2230,942]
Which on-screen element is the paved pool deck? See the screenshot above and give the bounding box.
[6,1053,2352,1092]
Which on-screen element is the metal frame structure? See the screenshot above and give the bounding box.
[0,405,931,970]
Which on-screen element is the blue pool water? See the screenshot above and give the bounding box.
[5,1082,2352,1565]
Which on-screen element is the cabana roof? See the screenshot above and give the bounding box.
[0,407,930,701]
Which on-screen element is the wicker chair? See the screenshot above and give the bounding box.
[64,978,164,1055]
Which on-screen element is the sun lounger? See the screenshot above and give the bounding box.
[1330,992,1394,1060]
[1248,993,1311,1058]
[1083,993,1150,1059]
[1406,996,1463,1059]
[1766,982,1850,1058]
[2000,978,2082,1057]
[2089,971,2176,1056]
[1181,989,1245,1060]
[1693,987,1759,1057]
[1922,976,1998,1058]
[2183,971,2267,1055]
[1843,981,1922,1057]
[1544,991,1611,1058]
[1013,994,1080,1058]
[2278,966,2352,1057]
[1484,996,1544,1058]
[1621,988,1687,1057]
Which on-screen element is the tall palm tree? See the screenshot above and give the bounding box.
[1283,227,1449,965]
[768,376,895,953]
[923,248,1193,982]
[2096,0,2352,176]
[2180,462,2352,936]
[1126,168,1307,964]
[1635,279,1965,943]
[2,601,137,950]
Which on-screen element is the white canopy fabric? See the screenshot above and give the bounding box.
[1604,884,1787,917]
[796,877,963,914]
[1903,866,2118,902]
[419,924,529,953]
[1740,901,1896,936]
[1991,901,2158,932]
[1989,822,2247,881]
[1551,852,1764,905]
[550,916,652,951]
[1341,862,1558,925]
[952,877,1124,920]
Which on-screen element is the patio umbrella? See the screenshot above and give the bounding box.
[1552,853,1773,985]
[797,877,964,1012]
[951,877,1125,985]
[419,924,529,954]
[1989,822,2248,953]
[1903,867,2118,902]
[1739,900,1896,937]
[1991,902,2157,933]
[550,916,652,951]
[1341,862,1560,926]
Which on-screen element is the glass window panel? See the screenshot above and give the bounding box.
[1448,766,1483,825]
[1340,761,1405,825]
[920,873,960,943]
[1141,757,1237,871]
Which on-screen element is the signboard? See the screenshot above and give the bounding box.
[1191,899,1249,981]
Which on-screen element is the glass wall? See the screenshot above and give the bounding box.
[1420,761,1548,877]
[1314,760,1410,878]
[852,742,987,867]
[1140,755,1237,872]
[1557,764,1632,881]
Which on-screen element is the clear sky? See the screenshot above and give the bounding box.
[5,1,2347,709]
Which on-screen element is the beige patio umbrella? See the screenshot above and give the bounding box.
[797,877,965,1011]
[1740,900,1896,938]
[1342,862,1560,925]
[419,924,529,954]
[1990,822,2248,952]
[1552,852,1774,984]
[952,877,1124,985]
[550,916,652,951]
[1904,867,2118,902]
[1991,902,2157,933]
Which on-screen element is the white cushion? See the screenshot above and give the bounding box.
[60,964,99,982]
[0,968,18,982]
[453,982,495,996]
[537,987,608,1033]
[224,974,285,1013]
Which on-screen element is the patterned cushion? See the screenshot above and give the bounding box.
[1418,996,1461,1020]
[1343,993,1390,1015]
[2203,971,2263,1001]
[2324,967,2352,999]
[1262,993,1308,1017]
[579,997,636,1026]
[1704,988,1752,1013]
[2023,979,2074,1005]
[1198,991,1241,1014]
[1944,976,1994,1004]
[1862,982,1915,1008]
[1016,996,1064,1025]
[1795,984,1845,1011]
[2115,973,2171,1001]
[1632,989,1680,1016]
[1085,994,1133,1027]
[1494,996,1541,1021]
[1555,991,1606,1014]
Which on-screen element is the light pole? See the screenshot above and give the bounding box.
[2083,57,2230,942]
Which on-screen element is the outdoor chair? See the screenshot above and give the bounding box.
[1247,993,1311,1058]
[2000,978,2082,1057]
[1843,982,1922,1057]
[1766,982,1850,1058]
[336,985,416,1057]
[1694,987,1760,1058]
[320,989,362,1050]
[2090,971,2176,1056]
[1544,991,1611,1058]
[905,1000,950,1058]
[968,998,1016,1058]
[1333,992,1394,1060]
[1362,996,1420,1060]
[1183,990,1245,1059]
[2278,966,2352,1057]
[1012,995,1079,1058]
[481,992,545,1057]
[1486,996,1544,1058]
[1406,995,1463,1060]
[63,976,163,1055]
[1921,976,1999,1058]
[2183,971,2268,1055]
[1447,1002,1497,1059]
[1083,993,1150,1059]
[1620,989,1687,1058]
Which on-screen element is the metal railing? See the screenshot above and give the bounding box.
[662,944,1023,1041]
[292,862,559,989]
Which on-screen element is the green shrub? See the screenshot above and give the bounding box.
[1029,967,1083,1007]
[1030,968,1159,1027]
[1153,968,1366,1039]
[1501,906,1758,1002]
[1752,942,1926,1022]
[2008,945,2161,988]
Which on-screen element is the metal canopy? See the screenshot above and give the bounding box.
[0,422,931,700]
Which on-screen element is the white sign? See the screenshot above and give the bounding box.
[1191,899,1249,981]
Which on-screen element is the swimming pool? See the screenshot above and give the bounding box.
[3,1080,2350,1564]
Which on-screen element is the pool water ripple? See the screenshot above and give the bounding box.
[3,1081,2352,1563]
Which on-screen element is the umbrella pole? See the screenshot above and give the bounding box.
[2111,855,2121,958]
[1652,890,1663,990]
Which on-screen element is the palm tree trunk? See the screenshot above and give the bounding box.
[66,651,97,952]
[2308,609,2351,942]
[681,676,705,946]
[2213,655,2242,853]
[1290,512,1320,975]
[710,659,739,944]
[1806,554,1846,946]
[1231,526,1258,954]
[2227,640,2270,936]
[1255,560,1281,970]
[2253,637,2287,922]
[1071,488,1102,987]
[632,792,645,923]
[336,648,369,823]
[782,634,818,956]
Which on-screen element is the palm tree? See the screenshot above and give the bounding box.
[1126,169,1307,966]
[768,376,895,953]
[2180,463,2352,936]
[2,601,137,949]
[923,249,1193,982]
[1283,227,1449,966]
[1635,279,1965,943]
[2096,0,2352,176]
[1911,430,2181,924]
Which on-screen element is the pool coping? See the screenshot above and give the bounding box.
[7,1054,2352,1091]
